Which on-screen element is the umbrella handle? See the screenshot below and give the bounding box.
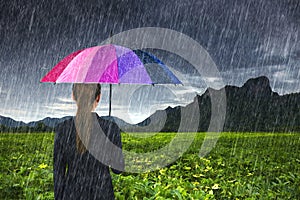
[109,84,112,117]
[109,30,113,117]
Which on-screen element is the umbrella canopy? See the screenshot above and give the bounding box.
[41,44,182,85]
[41,44,182,116]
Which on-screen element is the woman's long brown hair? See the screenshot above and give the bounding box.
[72,84,101,154]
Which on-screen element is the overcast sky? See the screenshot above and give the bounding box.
[0,0,299,123]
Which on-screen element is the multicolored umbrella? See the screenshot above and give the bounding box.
[41,44,182,115]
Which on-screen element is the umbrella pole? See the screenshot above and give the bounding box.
[109,84,112,117]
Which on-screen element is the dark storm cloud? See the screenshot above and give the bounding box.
[1,0,299,70]
[291,50,300,60]
[0,92,6,99]
[260,55,289,66]
[0,0,299,122]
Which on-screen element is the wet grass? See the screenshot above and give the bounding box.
[0,132,299,199]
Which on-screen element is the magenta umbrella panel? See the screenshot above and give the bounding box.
[41,44,182,85]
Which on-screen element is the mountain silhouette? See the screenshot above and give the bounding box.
[0,115,132,133]
[139,76,300,132]
[0,116,27,127]
[27,116,72,128]
[1,76,299,132]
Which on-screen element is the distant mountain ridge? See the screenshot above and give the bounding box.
[0,116,27,128]
[1,76,299,132]
[137,76,300,132]
[0,116,72,128]
[0,115,132,132]
[27,116,73,128]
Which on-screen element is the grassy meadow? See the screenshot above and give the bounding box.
[0,132,299,199]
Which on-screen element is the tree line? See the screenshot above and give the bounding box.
[0,122,53,133]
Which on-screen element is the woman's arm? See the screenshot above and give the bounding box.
[53,124,67,199]
[110,123,125,174]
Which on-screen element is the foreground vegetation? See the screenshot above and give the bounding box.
[0,132,299,199]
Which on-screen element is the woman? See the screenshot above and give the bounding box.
[53,83,124,200]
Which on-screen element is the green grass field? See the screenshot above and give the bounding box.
[0,132,299,199]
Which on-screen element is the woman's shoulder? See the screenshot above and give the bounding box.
[55,117,74,129]
[96,115,119,130]
[54,117,75,138]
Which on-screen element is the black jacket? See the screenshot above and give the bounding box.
[53,113,124,200]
